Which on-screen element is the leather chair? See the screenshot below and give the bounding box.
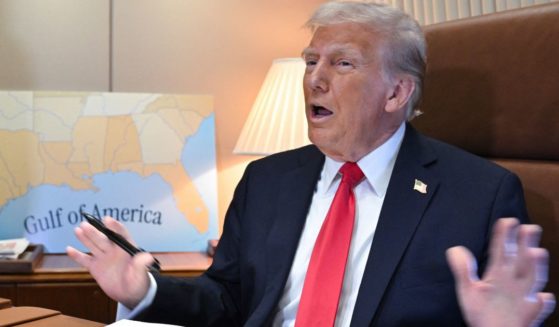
[413,2,559,325]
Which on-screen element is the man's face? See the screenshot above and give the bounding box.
[303,22,405,162]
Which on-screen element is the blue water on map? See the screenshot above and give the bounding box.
[0,114,218,253]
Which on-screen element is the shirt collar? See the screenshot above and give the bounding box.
[321,122,406,197]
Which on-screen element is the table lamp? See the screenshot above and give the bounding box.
[233,58,310,155]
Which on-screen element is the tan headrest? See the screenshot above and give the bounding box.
[413,3,559,161]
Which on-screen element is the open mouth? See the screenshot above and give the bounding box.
[312,105,333,118]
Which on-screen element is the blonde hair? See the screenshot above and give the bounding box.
[306,1,426,119]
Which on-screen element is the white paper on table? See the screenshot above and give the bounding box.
[0,238,29,259]
[107,319,183,327]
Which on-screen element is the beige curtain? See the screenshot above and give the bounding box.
[376,0,557,25]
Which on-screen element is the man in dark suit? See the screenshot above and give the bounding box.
[67,2,554,326]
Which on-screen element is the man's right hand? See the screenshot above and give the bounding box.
[66,217,155,309]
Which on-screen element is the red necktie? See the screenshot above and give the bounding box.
[295,162,364,326]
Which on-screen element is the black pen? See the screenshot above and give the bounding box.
[80,211,161,272]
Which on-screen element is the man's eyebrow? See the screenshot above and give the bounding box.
[301,45,363,59]
[329,46,362,58]
[301,48,316,58]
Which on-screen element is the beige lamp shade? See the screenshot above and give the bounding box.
[233,58,311,155]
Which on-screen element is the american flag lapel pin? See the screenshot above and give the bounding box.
[413,179,427,194]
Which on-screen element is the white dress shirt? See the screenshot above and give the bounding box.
[272,123,405,327]
[118,123,406,325]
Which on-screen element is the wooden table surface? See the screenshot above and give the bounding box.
[0,252,212,282]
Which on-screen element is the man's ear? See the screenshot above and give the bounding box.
[385,75,415,114]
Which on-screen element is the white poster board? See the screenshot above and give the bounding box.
[0,91,218,253]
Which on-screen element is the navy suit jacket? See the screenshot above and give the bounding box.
[138,125,528,326]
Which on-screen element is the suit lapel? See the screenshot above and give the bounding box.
[254,147,325,322]
[350,126,440,326]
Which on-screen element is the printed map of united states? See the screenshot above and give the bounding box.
[0,91,217,252]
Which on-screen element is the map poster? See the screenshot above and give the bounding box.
[0,91,218,253]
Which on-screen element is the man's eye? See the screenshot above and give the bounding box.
[305,60,317,67]
[337,60,353,67]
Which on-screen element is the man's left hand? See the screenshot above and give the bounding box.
[446,218,555,327]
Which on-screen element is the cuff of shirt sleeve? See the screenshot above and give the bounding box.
[115,272,158,320]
